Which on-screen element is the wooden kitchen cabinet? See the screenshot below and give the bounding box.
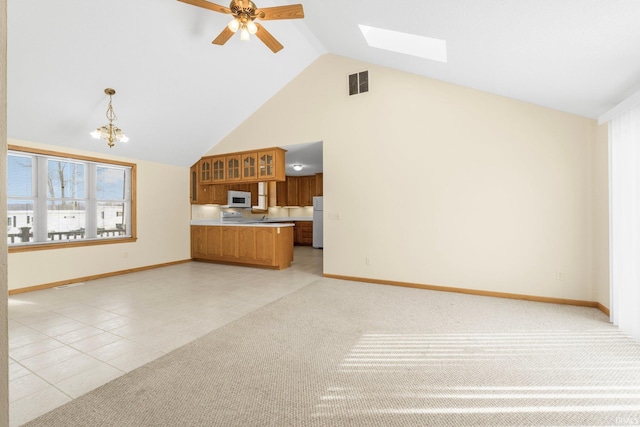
[277,175,317,207]
[276,180,287,206]
[193,183,258,206]
[191,225,294,269]
[195,148,286,185]
[258,149,286,181]
[220,227,238,258]
[211,156,226,183]
[226,155,241,182]
[191,226,207,258]
[294,221,313,246]
[237,227,255,261]
[298,176,312,206]
[198,185,215,204]
[287,176,299,206]
[242,153,258,181]
[255,227,276,263]
[315,173,323,196]
[190,165,198,204]
[211,184,229,205]
[205,226,223,257]
[199,157,212,184]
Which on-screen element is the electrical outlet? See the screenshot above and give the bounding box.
[556,271,565,280]
[124,252,129,259]
[329,212,341,220]
[365,257,371,265]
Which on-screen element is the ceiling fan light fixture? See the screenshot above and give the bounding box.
[247,20,258,35]
[240,25,250,41]
[227,17,240,32]
[178,0,304,53]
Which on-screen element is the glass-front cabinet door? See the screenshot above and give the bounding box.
[242,153,257,181]
[190,165,198,203]
[226,155,241,181]
[258,150,275,180]
[211,156,226,183]
[199,157,212,183]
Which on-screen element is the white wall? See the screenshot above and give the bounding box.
[8,139,191,291]
[209,54,610,304]
[592,123,610,307]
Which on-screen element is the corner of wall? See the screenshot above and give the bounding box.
[591,121,610,310]
[1,0,10,423]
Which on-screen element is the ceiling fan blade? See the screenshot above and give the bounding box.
[177,0,232,14]
[212,26,235,45]
[256,4,304,20]
[255,23,284,53]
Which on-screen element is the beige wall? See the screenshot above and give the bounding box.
[1,0,9,423]
[8,139,191,291]
[210,54,609,304]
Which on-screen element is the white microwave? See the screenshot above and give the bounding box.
[227,190,252,208]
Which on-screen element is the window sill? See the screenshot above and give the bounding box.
[8,237,137,253]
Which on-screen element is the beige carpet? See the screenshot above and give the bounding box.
[24,278,640,426]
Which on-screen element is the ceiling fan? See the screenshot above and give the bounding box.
[178,0,304,53]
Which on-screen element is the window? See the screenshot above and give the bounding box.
[7,146,136,250]
[255,182,268,211]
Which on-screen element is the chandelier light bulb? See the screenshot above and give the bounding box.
[227,18,240,32]
[90,88,128,148]
[240,25,250,41]
[247,20,258,35]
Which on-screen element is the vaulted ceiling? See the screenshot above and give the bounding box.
[8,0,640,166]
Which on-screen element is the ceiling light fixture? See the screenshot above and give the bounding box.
[226,6,259,42]
[90,88,129,148]
[292,164,303,171]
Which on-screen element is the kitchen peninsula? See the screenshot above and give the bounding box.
[190,220,294,270]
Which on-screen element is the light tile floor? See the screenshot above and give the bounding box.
[8,246,323,426]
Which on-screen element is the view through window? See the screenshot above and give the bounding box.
[7,148,135,248]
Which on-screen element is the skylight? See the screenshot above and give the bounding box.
[358,25,447,63]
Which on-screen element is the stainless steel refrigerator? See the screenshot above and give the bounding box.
[313,196,323,248]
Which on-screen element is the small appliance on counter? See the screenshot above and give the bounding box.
[313,196,323,248]
[225,190,251,208]
[220,211,244,222]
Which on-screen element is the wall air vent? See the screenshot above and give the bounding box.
[348,70,369,96]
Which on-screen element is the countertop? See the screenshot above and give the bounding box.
[264,217,312,222]
[191,219,296,227]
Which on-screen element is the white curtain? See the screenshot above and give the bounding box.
[609,103,640,340]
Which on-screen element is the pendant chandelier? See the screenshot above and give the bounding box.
[90,88,129,148]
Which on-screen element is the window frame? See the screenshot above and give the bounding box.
[8,145,137,252]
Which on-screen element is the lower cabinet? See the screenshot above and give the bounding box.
[191,226,208,258]
[191,225,294,269]
[294,221,313,246]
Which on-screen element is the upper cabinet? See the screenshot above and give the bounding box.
[190,164,198,204]
[226,155,241,182]
[271,173,324,207]
[199,157,212,184]
[193,147,285,186]
[258,149,286,181]
[315,173,323,196]
[242,153,258,181]
[211,156,226,183]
